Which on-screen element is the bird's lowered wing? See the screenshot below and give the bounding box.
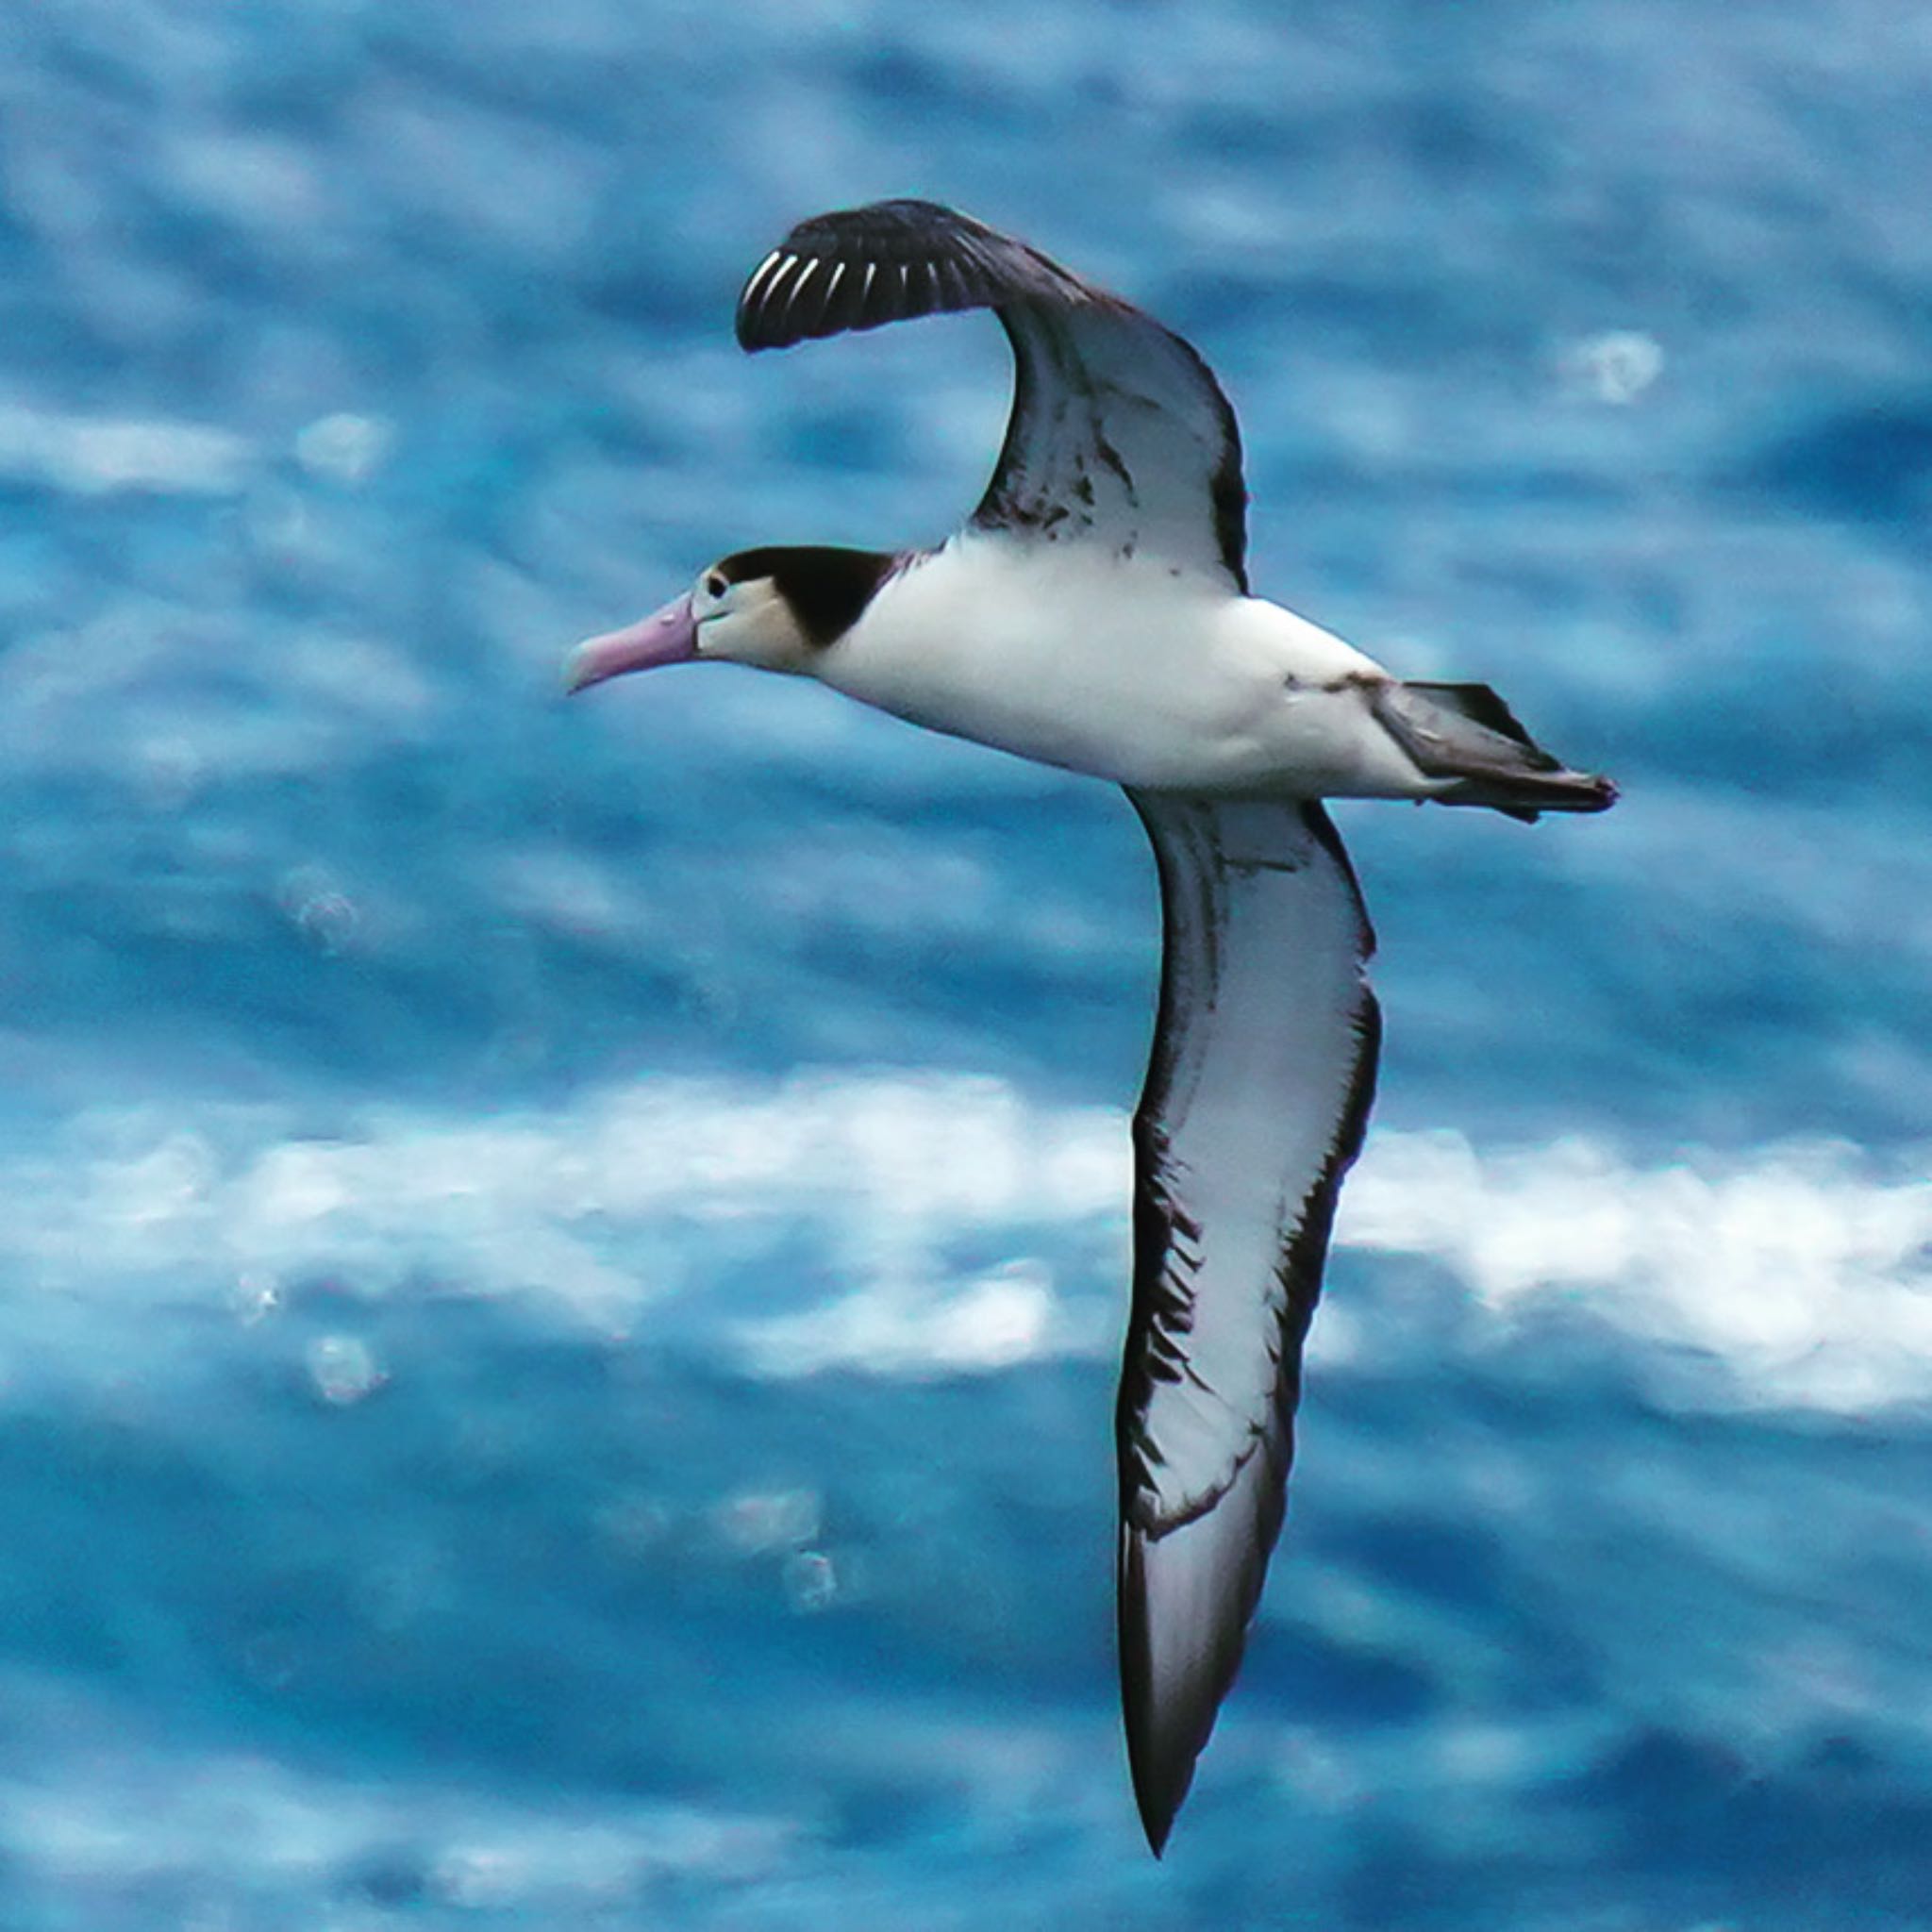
[734,199,1249,593]
[1119,792,1380,1852]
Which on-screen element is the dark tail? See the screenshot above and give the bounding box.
[1374,681,1616,824]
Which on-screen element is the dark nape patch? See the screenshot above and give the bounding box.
[715,545,898,646]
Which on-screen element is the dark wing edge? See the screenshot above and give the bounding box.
[733,200,1249,591]
[734,198,1091,351]
[1118,793,1380,1854]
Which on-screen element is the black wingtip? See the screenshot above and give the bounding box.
[1140,1804,1174,1859]
[1130,1751,1187,1858]
[731,199,1095,356]
[1118,1516,1224,1858]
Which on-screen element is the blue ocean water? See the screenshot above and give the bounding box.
[4,0,1932,1924]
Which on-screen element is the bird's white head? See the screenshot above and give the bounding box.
[565,546,895,692]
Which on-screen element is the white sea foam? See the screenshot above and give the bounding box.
[740,1257,1074,1378]
[1559,329,1666,405]
[8,1073,1929,1411]
[0,400,250,496]
[0,1707,797,1907]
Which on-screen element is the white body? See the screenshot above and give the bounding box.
[812,536,1445,799]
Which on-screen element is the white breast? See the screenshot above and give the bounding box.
[815,537,1443,799]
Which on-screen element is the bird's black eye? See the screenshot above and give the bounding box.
[704,572,727,599]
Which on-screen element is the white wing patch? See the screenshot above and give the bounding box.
[1118,792,1379,1850]
[782,257,821,324]
[741,249,786,312]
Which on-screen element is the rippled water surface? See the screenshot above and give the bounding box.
[5,3,1932,1925]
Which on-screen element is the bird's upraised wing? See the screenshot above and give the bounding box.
[1119,792,1380,1852]
[735,199,1249,593]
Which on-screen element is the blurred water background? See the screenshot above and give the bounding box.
[4,1,1932,1925]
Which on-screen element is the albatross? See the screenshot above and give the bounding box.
[566,199,1614,1853]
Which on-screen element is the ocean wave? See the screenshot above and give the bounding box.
[10,1071,1928,1414]
[0,1683,800,1918]
[0,400,250,497]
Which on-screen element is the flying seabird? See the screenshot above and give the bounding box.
[566,199,1614,1853]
